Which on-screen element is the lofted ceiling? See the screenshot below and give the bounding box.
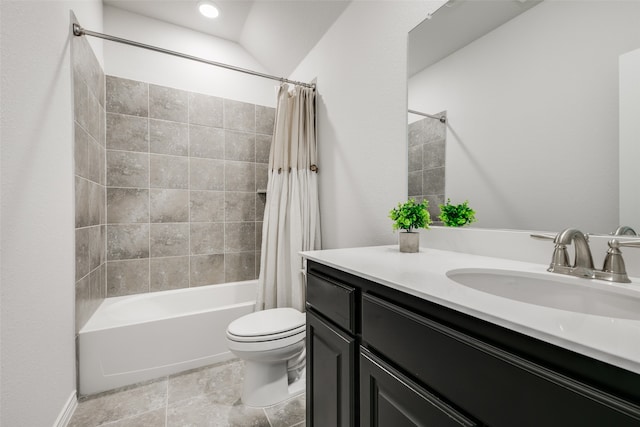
[408,0,542,77]
[103,0,350,77]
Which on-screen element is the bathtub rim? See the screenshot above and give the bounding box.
[80,279,258,334]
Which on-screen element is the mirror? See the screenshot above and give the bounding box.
[408,0,640,234]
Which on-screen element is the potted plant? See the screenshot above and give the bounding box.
[389,198,431,252]
[438,199,477,227]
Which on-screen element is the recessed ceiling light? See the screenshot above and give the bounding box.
[198,0,219,19]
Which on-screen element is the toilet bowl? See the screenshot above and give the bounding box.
[226,308,306,407]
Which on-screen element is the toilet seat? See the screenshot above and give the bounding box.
[227,325,305,343]
[227,308,305,343]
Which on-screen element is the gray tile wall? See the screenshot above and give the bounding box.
[72,27,107,333]
[408,114,446,222]
[105,76,274,297]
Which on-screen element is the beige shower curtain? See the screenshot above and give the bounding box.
[256,84,321,311]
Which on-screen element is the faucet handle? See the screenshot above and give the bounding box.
[530,233,570,270]
[530,232,590,243]
[530,233,556,241]
[598,239,640,283]
[611,238,640,248]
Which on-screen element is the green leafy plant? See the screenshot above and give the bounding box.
[389,198,432,232]
[438,199,477,227]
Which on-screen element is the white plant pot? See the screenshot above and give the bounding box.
[399,231,419,253]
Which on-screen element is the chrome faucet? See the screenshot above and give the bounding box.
[532,228,640,283]
[532,228,594,278]
[555,228,594,274]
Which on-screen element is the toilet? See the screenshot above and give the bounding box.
[226,308,306,407]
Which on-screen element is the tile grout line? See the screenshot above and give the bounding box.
[263,406,273,427]
[254,106,258,279]
[148,82,152,294]
[103,78,108,300]
[95,407,162,427]
[188,93,192,290]
[223,100,227,283]
[101,81,107,302]
[165,375,169,427]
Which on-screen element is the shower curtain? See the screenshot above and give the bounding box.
[256,84,321,312]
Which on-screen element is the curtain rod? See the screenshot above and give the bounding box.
[72,23,316,90]
[408,109,446,123]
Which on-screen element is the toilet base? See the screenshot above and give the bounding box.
[242,360,305,407]
[287,366,306,396]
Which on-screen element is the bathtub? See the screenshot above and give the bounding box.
[78,280,257,396]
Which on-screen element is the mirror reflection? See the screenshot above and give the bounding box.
[408,110,447,222]
[408,0,640,234]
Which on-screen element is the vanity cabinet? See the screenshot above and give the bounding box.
[306,271,357,426]
[306,260,640,427]
[306,311,356,426]
[360,347,476,427]
[362,293,640,426]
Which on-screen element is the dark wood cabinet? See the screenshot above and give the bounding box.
[362,293,640,427]
[306,260,640,427]
[307,271,356,334]
[306,310,356,427]
[360,347,476,427]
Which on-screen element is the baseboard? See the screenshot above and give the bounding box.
[53,390,77,427]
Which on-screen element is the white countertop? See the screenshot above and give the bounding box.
[302,245,640,376]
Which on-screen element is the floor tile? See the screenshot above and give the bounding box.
[71,359,306,427]
[101,408,166,427]
[69,379,167,427]
[168,359,243,405]
[167,395,269,427]
[264,394,306,427]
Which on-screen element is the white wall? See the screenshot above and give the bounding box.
[0,1,103,425]
[409,1,640,233]
[619,47,640,228]
[289,1,442,249]
[104,6,277,107]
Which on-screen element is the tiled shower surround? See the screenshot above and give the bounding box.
[73,24,107,332]
[105,76,275,297]
[408,114,446,222]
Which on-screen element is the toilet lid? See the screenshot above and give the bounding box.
[227,308,305,338]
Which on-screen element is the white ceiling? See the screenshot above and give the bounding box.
[408,0,542,77]
[103,0,350,77]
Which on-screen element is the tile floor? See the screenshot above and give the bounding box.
[69,359,305,427]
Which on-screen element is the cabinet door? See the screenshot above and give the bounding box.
[360,348,477,427]
[307,310,356,427]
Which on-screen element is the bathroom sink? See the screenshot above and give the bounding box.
[446,268,640,320]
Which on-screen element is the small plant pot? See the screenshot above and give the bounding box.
[399,231,419,253]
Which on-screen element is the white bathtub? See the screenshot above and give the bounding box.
[78,280,257,396]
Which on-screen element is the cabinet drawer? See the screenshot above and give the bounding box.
[307,272,355,333]
[362,293,640,427]
[360,347,477,427]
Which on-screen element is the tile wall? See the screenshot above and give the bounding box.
[408,114,446,223]
[72,25,107,332]
[105,76,275,297]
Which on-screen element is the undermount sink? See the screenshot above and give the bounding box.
[446,268,640,320]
